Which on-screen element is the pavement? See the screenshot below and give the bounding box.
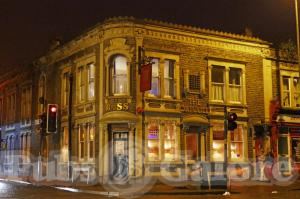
[0,175,293,198]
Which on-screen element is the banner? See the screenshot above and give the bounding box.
[140,64,152,92]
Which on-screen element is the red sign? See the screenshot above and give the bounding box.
[140,64,152,92]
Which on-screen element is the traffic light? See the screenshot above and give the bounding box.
[47,104,58,133]
[227,112,237,131]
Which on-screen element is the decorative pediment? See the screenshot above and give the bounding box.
[104,38,131,54]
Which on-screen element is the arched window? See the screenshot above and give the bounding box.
[110,55,129,95]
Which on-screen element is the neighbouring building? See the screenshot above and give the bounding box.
[1,17,298,185]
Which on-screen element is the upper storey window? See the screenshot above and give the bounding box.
[281,72,300,108]
[145,52,179,99]
[209,60,245,104]
[110,55,129,96]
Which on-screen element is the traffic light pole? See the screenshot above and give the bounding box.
[223,106,230,195]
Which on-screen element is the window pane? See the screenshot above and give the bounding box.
[211,66,224,101]
[230,125,244,160]
[150,58,159,96]
[164,60,175,97]
[164,122,176,160]
[112,55,128,95]
[212,124,224,161]
[212,66,224,83]
[283,76,290,107]
[293,77,300,107]
[88,63,95,99]
[229,68,241,85]
[148,122,159,160]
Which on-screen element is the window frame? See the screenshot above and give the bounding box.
[280,70,300,108]
[146,119,179,162]
[208,60,245,105]
[145,52,179,100]
[110,55,130,96]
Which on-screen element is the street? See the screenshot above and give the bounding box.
[1,180,300,199]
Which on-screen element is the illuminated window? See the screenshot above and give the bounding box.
[281,74,300,108]
[79,125,86,160]
[60,127,68,162]
[210,61,245,104]
[211,66,225,101]
[164,60,175,98]
[62,71,70,107]
[282,76,291,107]
[147,120,178,161]
[147,121,160,161]
[111,55,128,95]
[229,68,241,102]
[212,123,225,162]
[78,123,95,161]
[163,121,176,160]
[78,66,85,102]
[150,58,160,97]
[230,125,244,161]
[87,124,95,159]
[88,63,95,99]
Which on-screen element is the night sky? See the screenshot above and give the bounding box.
[0,0,296,72]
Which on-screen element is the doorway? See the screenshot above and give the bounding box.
[111,132,129,182]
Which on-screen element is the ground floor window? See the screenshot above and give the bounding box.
[147,120,178,161]
[78,123,95,161]
[60,127,68,162]
[212,123,225,161]
[230,125,244,161]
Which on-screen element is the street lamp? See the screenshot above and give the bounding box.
[295,0,300,75]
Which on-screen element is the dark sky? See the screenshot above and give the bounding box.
[0,0,296,70]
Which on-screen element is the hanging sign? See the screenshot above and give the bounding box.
[140,63,152,92]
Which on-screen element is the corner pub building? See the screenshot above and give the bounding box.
[0,17,275,184]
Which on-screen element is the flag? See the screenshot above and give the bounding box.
[140,63,152,92]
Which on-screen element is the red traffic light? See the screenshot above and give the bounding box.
[50,106,57,113]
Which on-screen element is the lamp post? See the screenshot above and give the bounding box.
[295,0,300,75]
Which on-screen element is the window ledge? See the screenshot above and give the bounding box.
[145,97,181,103]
